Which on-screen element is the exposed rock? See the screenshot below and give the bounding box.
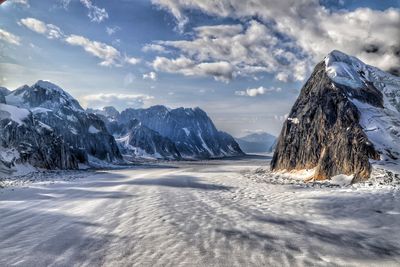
[0,103,78,176]
[270,51,398,181]
[116,119,181,160]
[6,80,122,163]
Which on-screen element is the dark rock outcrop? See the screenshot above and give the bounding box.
[271,58,381,181]
[6,81,122,163]
[0,104,78,176]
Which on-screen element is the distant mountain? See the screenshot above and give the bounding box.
[0,103,78,176]
[6,80,122,164]
[272,50,400,182]
[236,132,276,153]
[115,119,181,160]
[0,87,9,103]
[91,105,244,159]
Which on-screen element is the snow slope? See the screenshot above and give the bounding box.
[1,157,400,266]
[325,50,400,174]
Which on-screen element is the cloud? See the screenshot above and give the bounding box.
[142,44,168,53]
[7,0,29,6]
[20,17,140,67]
[235,86,281,97]
[0,28,20,45]
[80,0,108,23]
[57,0,108,23]
[153,56,234,82]
[65,34,121,66]
[19,18,63,39]
[82,93,154,109]
[106,26,120,35]
[151,21,309,82]
[152,0,400,77]
[143,71,157,81]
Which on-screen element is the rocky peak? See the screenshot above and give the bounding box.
[271,50,400,182]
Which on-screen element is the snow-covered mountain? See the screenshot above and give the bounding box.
[5,80,122,164]
[272,50,400,182]
[0,103,78,176]
[236,132,276,153]
[115,119,181,160]
[92,105,244,159]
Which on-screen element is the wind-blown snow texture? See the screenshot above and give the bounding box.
[1,157,400,266]
[272,50,400,181]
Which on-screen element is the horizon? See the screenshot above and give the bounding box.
[0,0,399,137]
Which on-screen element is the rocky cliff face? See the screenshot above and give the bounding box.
[0,103,78,176]
[91,105,243,159]
[119,106,244,159]
[115,119,181,160]
[6,81,122,163]
[271,50,400,181]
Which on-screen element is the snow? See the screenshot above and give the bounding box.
[88,125,101,134]
[330,174,354,186]
[197,132,214,156]
[325,50,400,175]
[1,156,400,266]
[0,103,30,125]
[287,117,299,124]
[182,127,190,136]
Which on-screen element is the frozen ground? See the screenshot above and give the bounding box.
[1,156,400,266]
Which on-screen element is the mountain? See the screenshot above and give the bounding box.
[272,50,400,182]
[236,132,276,153]
[0,103,78,176]
[0,87,9,103]
[115,119,181,160]
[6,80,122,164]
[92,105,244,159]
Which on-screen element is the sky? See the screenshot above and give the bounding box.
[0,0,399,137]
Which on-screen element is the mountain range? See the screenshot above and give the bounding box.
[0,81,243,176]
[235,132,276,154]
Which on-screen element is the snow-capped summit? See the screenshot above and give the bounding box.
[272,50,400,182]
[6,80,83,112]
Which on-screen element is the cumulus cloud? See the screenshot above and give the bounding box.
[0,28,20,45]
[82,93,154,109]
[153,56,234,82]
[19,18,63,39]
[20,17,140,67]
[65,35,121,66]
[152,0,400,78]
[143,71,157,81]
[151,21,310,82]
[235,86,281,97]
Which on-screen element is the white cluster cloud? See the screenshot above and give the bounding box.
[143,71,157,81]
[80,0,108,23]
[0,28,20,45]
[106,26,120,36]
[82,93,154,109]
[19,17,140,67]
[235,86,281,97]
[142,44,168,53]
[19,18,63,39]
[153,56,234,82]
[151,0,400,80]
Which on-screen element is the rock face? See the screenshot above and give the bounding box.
[115,119,181,160]
[91,105,244,159]
[6,81,122,163]
[0,103,78,176]
[236,132,276,153]
[271,50,400,181]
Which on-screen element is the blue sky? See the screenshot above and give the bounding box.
[0,0,399,137]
